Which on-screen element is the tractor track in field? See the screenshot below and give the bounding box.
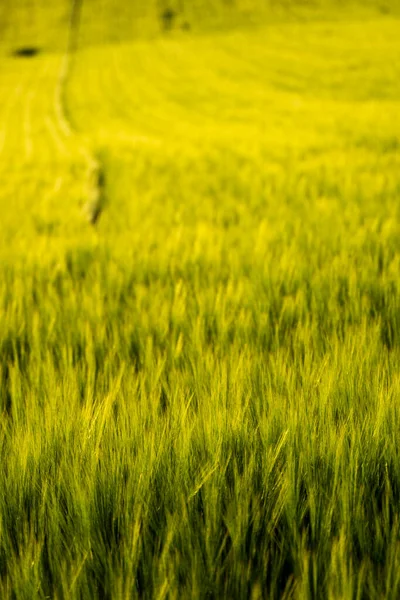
[0,47,104,227]
[55,42,105,225]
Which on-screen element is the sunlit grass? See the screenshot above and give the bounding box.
[1,3,400,598]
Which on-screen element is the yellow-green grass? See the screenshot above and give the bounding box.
[1,8,400,599]
[2,0,399,52]
[0,50,96,261]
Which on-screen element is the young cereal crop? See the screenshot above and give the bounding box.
[0,2,400,598]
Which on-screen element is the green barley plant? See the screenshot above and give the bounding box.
[0,1,400,598]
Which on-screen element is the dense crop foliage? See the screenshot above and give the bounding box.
[1,2,400,598]
[1,0,400,50]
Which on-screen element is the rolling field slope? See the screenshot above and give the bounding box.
[1,6,400,599]
[0,50,96,259]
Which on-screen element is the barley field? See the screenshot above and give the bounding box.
[1,1,400,598]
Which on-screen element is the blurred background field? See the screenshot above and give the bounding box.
[1,1,400,598]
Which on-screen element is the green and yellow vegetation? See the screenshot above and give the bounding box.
[1,1,400,597]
